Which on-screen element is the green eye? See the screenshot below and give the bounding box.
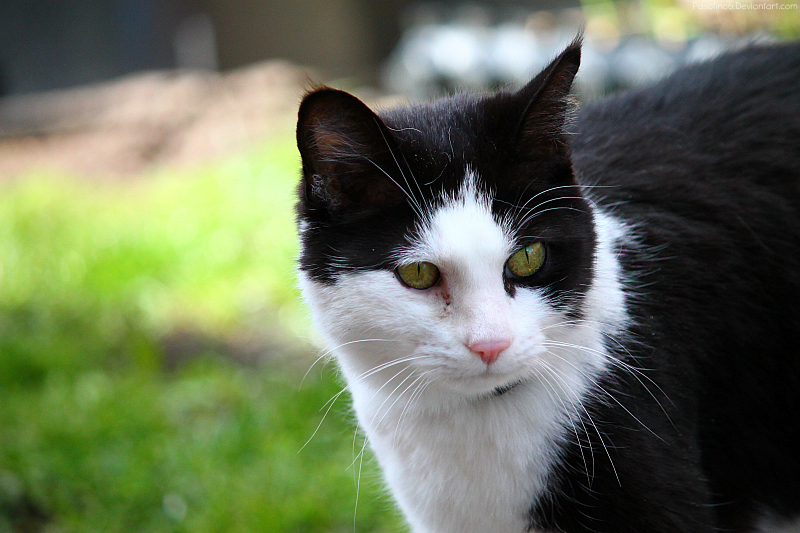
[396,262,440,290]
[506,242,545,278]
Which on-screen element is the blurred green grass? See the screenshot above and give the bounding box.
[0,137,404,533]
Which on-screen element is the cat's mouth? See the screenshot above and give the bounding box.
[448,370,530,397]
[491,379,524,397]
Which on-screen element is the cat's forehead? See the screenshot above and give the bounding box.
[379,97,507,189]
[397,169,514,266]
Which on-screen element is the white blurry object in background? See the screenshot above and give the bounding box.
[381,4,779,100]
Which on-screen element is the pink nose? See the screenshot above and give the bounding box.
[468,339,511,365]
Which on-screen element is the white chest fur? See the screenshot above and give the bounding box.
[348,372,585,533]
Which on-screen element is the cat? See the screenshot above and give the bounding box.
[294,37,800,532]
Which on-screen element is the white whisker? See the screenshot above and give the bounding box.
[371,369,424,428]
[355,354,431,383]
[530,364,596,486]
[543,342,667,444]
[538,358,620,485]
[300,337,399,388]
[393,374,433,445]
[298,387,347,453]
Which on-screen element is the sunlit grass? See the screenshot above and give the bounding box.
[0,136,302,337]
[1,361,402,533]
[0,137,405,532]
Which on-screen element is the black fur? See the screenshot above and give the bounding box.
[534,42,800,532]
[296,40,800,531]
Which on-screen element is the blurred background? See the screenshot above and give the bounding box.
[0,1,797,532]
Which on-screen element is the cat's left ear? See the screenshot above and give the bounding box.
[513,37,581,158]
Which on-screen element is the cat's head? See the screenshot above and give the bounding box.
[296,40,622,401]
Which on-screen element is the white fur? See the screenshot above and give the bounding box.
[299,171,630,533]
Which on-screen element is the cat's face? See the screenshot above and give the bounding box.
[297,43,608,399]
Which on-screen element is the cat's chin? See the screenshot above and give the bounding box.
[439,371,532,398]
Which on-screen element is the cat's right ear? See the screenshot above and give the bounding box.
[296,88,402,214]
[512,38,582,159]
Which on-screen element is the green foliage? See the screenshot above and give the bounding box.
[0,138,405,533]
[0,139,301,383]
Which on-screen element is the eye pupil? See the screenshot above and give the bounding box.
[396,262,440,290]
[506,242,545,278]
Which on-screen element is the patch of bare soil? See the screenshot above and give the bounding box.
[0,61,315,179]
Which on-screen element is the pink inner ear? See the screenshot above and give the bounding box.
[313,128,344,155]
[310,121,362,162]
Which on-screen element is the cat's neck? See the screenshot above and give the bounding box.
[347,344,600,533]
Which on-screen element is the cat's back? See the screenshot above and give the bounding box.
[573,41,800,200]
[572,40,800,282]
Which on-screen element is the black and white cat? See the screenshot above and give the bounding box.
[295,38,800,532]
